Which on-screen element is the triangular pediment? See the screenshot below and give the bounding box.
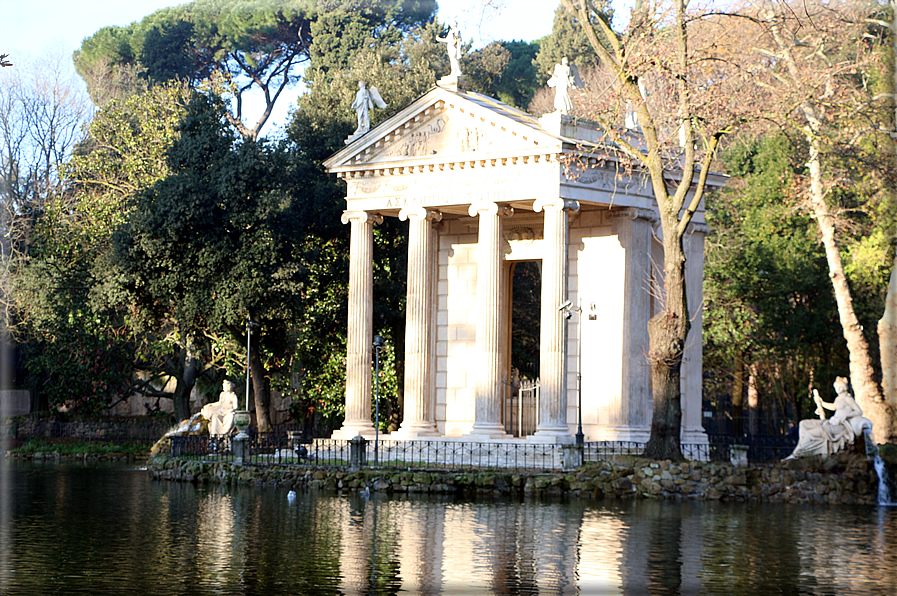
[324,87,563,174]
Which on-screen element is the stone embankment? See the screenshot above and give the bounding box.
[148,453,887,505]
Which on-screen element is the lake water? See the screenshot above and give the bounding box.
[2,459,896,595]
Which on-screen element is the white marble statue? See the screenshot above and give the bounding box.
[547,57,583,115]
[784,377,873,460]
[202,380,239,436]
[350,81,386,137]
[437,19,463,77]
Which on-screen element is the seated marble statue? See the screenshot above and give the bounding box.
[785,377,872,460]
[201,380,239,436]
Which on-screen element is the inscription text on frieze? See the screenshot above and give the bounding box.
[380,189,513,209]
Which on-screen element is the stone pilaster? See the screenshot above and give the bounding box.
[682,222,710,444]
[532,197,579,443]
[332,210,382,439]
[609,207,657,440]
[395,207,442,438]
[465,200,512,439]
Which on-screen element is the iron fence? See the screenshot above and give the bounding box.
[169,434,352,467]
[166,435,746,472]
[368,439,573,471]
[705,434,796,464]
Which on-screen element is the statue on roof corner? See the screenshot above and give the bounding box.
[346,81,386,144]
[548,57,583,115]
[438,19,463,77]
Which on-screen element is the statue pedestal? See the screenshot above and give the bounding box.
[233,433,248,466]
[345,132,365,145]
[437,74,467,92]
[233,410,251,465]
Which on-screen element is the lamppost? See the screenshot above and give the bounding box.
[245,317,260,412]
[373,334,385,465]
[560,300,584,445]
[575,299,584,446]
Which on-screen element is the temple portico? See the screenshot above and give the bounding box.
[324,84,723,444]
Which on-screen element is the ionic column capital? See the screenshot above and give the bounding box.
[534,197,580,214]
[468,201,513,218]
[341,210,384,225]
[399,207,443,222]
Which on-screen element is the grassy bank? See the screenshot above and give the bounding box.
[6,438,151,457]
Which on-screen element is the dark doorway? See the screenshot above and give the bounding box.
[508,261,541,436]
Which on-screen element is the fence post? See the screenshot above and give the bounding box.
[349,435,367,471]
[562,444,583,470]
[729,444,748,467]
[233,430,250,466]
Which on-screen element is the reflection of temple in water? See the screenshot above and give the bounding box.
[330,495,715,593]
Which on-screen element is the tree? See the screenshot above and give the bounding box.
[75,0,436,139]
[533,4,606,80]
[559,0,752,459]
[494,40,541,109]
[8,83,197,415]
[1,50,93,260]
[108,94,319,430]
[462,40,540,109]
[704,134,849,434]
[734,0,897,440]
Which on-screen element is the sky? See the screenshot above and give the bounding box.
[1,0,633,135]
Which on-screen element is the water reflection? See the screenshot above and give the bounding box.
[2,462,897,595]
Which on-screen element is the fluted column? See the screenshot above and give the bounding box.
[395,207,442,438]
[465,201,512,438]
[332,210,382,439]
[532,197,579,442]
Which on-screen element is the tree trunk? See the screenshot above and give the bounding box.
[747,365,760,436]
[249,338,272,432]
[173,338,198,422]
[732,350,745,435]
[643,233,688,461]
[879,253,897,406]
[806,136,897,441]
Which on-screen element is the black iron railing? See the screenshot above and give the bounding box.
[705,434,796,464]
[167,434,759,472]
[166,431,799,471]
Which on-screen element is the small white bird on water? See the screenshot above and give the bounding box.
[287,490,297,503]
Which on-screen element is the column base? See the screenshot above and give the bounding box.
[331,422,376,440]
[528,429,575,444]
[463,422,511,441]
[392,422,441,440]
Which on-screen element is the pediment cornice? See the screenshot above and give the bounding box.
[324,87,564,176]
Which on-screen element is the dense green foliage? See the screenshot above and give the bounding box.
[533,5,606,79]
[10,84,196,414]
[464,40,540,109]
[74,0,436,139]
[105,93,342,428]
[704,128,894,433]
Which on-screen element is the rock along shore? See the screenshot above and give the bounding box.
[146,452,887,505]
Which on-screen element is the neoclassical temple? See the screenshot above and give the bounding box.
[324,79,723,444]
